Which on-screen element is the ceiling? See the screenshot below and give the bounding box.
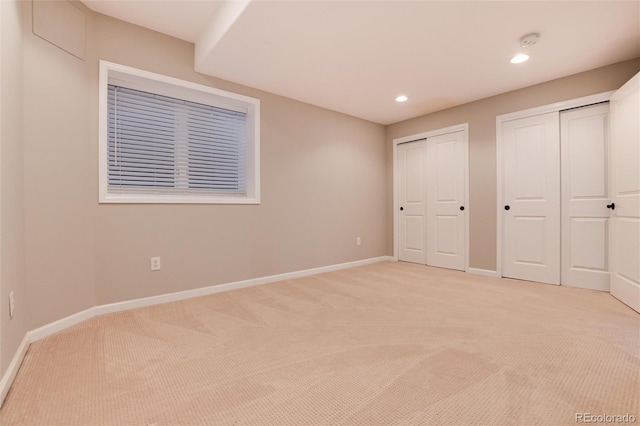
[82,0,640,125]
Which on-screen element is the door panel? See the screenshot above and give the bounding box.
[561,104,610,291]
[405,216,425,251]
[427,131,465,271]
[514,216,545,265]
[615,219,639,283]
[610,72,640,313]
[514,125,547,199]
[435,215,458,255]
[398,141,428,263]
[569,218,608,270]
[502,112,560,284]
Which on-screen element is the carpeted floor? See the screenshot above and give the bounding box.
[1,261,638,425]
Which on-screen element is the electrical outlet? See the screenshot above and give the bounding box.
[356,237,361,246]
[150,257,161,271]
[9,291,15,318]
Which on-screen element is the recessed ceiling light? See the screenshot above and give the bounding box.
[395,95,408,102]
[510,53,529,64]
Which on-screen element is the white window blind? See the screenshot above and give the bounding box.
[108,85,247,195]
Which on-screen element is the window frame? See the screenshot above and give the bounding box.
[98,60,260,204]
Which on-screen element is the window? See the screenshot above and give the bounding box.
[99,61,260,204]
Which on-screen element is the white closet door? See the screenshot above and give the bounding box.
[502,112,560,285]
[610,73,640,313]
[398,141,428,264]
[561,104,611,291]
[426,131,466,271]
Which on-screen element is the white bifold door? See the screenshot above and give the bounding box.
[398,141,428,264]
[426,131,466,271]
[501,104,612,289]
[610,73,640,313]
[398,131,466,271]
[561,104,611,291]
[502,112,561,285]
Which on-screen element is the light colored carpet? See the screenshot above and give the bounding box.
[1,261,638,425]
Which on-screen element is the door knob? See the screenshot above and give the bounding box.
[504,205,510,211]
[459,206,465,211]
[400,206,404,211]
[606,203,615,210]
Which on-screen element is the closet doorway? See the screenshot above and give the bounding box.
[394,124,469,272]
[499,103,611,289]
[498,71,640,315]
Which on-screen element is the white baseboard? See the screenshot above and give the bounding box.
[29,306,97,342]
[0,333,30,407]
[32,256,393,343]
[468,268,500,278]
[0,255,393,407]
[93,256,394,319]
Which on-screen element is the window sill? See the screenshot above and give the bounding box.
[99,193,261,205]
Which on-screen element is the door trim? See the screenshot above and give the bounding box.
[393,123,469,272]
[496,91,614,278]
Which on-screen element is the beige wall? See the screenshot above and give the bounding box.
[20,4,387,329]
[91,14,387,305]
[386,58,640,271]
[0,0,28,375]
[22,0,97,330]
